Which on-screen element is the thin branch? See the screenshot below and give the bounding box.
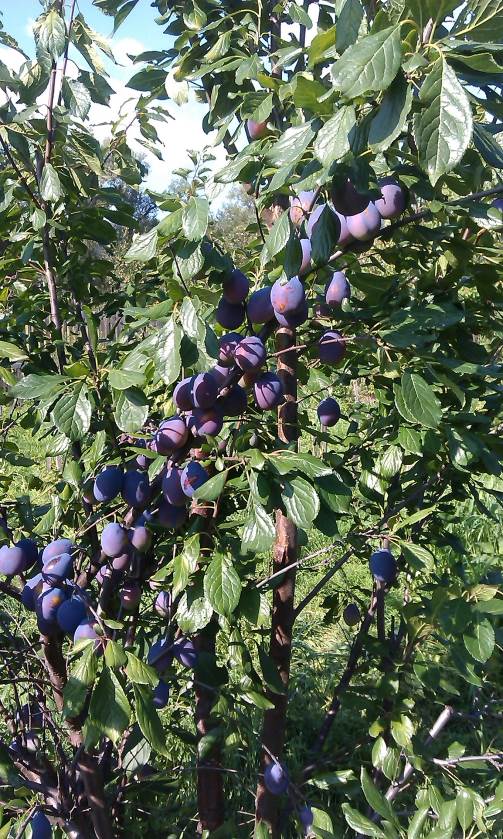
[0,138,41,207]
[293,550,353,620]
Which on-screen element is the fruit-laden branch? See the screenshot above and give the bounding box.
[255,324,299,837]
[302,589,380,779]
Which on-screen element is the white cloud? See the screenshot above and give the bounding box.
[25,18,36,37]
[0,46,25,73]
[112,37,146,70]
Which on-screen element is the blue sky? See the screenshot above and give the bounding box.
[0,1,229,199]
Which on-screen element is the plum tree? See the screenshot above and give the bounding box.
[247,286,275,324]
[369,549,397,583]
[235,336,266,372]
[93,466,124,503]
[254,372,284,410]
[216,298,246,329]
[375,177,407,219]
[325,272,350,306]
[346,202,382,241]
[263,762,289,795]
[318,330,346,364]
[271,275,305,314]
[317,397,341,427]
[101,523,129,558]
[223,268,249,303]
[122,470,151,508]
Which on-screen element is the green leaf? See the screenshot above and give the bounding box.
[308,26,337,67]
[125,227,158,262]
[0,340,27,361]
[133,684,168,755]
[171,534,199,596]
[377,446,403,479]
[473,122,503,168]
[40,162,62,202]
[282,476,320,529]
[361,768,396,823]
[241,502,275,554]
[267,450,331,478]
[177,585,213,633]
[473,599,503,615]
[390,713,414,747]
[336,0,366,52]
[38,9,66,60]
[414,58,473,185]
[407,808,430,839]
[204,554,242,618]
[105,640,127,669]
[332,26,402,98]
[463,618,495,663]
[52,383,91,441]
[399,541,435,572]
[108,366,145,390]
[311,806,335,837]
[257,645,284,694]
[87,668,130,745]
[314,105,356,168]
[114,387,149,433]
[182,196,209,241]
[456,789,474,831]
[342,804,386,837]
[63,78,92,119]
[369,75,413,152]
[266,122,316,167]
[157,208,183,237]
[194,469,229,501]
[262,211,290,262]
[394,372,441,428]
[125,652,159,687]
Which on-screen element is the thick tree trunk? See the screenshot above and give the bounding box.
[255,325,298,837]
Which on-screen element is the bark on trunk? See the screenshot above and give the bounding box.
[255,326,298,837]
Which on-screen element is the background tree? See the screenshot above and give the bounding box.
[0,1,502,838]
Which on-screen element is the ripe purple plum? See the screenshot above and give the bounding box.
[39,587,66,621]
[289,190,317,226]
[369,548,397,583]
[16,538,38,569]
[129,525,151,553]
[17,702,43,729]
[101,523,129,558]
[247,286,275,324]
[307,204,353,249]
[173,377,193,411]
[216,297,246,329]
[74,621,99,646]
[21,573,43,610]
[162,467,186,507]
[317,397,341,428]
[235,336,266,372]
[148,638,173,672]
[219,384,247,417]
[180,461,209,497]
[155,416,189,454]
[154,590,172,618]
[218,332,242,366]
[326,271,351,307]
[210,364,231,387]
[120,582,141,611]
[157,500,188,530]
[223,268,249,304]
[346,202,381,241]
[264,762,289,795]
[375,177,407,219]
[331,178,369,216]
[112,548,132,572]
[29,810,52,839]
[247,119,268,140]
[299,804,314,831]
[254,373,284,410]
[343,603,361,627]
[93,465,123,503]
[491,197,503,213]
[42,553,73,585]
[173,637,198,669]
[41,538,73,564]
[56,596,87,634]
[0,545,27,576]
[191,407,224,438]
[190,373,218,409]
[271,276,305,315]
[122,470,150,508]
[299,239,311,275]
[153,679,170,709]
[275,298,309,328]
[319,330,346,365]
